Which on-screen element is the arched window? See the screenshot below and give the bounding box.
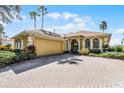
[85,39,90,49]
[93,38,99,48]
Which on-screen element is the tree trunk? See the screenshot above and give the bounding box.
[34,18,36,30]
[41,15,44,30]
[103,29,104,33]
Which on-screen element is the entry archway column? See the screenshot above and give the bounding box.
[68,39,71,52]
[90,38,93,49]
[100,38,103,51]
[78,39,80,52]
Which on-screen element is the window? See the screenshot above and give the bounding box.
[93,38,99,48]
[66,40,68,49]
[85,39,90,49]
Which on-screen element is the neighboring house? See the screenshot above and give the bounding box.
[0,38,14,48]
[64,30,111,53]
[2,39,14,48]
[11,30,65,56]
[12,30,111,56]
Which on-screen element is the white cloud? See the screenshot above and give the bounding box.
[110,38,122,45]
[45,14,95,34]
[47,12,78,20]
[22,15,27,20]
[73,17,83,23]
[108,28,124,45]
[109,27,124,45]
[47,12,61,20]
[47,21,89,34]
[0,21,7,27]
[114,28,124,34]
[73,16,95,26]
[62,12,78,20]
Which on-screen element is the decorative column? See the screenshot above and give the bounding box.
[17,39,19,49]
[18,40,21,49]
[15,40,17,49]
[27,35,33,46]
[90,38,93,49]
[78,39,80,52]
[67,40,69,50]
[82,39,85,49]
[68,39,71,52]
[100,38,103,51]
[21,40,23,49]
[80,39,82,49]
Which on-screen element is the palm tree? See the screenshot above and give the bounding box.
[38,6,48,30]
[29,11,40,30]
[99,21,107,33]
[0,5,21,24]
[122,33,124,46]
[0,24,4,45]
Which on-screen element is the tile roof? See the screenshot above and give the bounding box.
[11,29,64,41]
[66,30,112,37]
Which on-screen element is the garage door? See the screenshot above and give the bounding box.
[35,38,63,56]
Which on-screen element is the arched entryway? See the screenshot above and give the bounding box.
[85,39,90,49]
[93,38,99,48]
[71,39,78,54]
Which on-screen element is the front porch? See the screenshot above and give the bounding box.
[65,36,103,53]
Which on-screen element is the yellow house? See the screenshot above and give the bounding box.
[64,30,112,53]
[12,29,112,56]
[11,29,65,56]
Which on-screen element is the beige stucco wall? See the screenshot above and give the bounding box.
[34,38,65,56]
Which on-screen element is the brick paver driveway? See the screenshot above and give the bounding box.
[0,54,124,88]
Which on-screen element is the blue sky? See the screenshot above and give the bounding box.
[3,5,124,45]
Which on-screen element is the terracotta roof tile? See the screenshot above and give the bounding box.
[66,30,112,37]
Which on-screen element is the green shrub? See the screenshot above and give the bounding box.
[108,46,115,52]
[115,45,123,52]
[102,44,109,49]
[5,44,12,50]
[108,46,123,52]
[115,52,124,58]
[79,48,89,55]
[89,49,101,54]
[98,52,116,57]
[14,45,37,62]
[89,52,124,59]
[0,51,15,67]
[0,45,37,67]
[89,53,97,56]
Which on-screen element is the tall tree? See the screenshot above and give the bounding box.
[0,24,4,45]
[99,21,107,33]
[0,5,21,24]
[0,24,4,32]
[38,6,48,30]
[29,11,40,30]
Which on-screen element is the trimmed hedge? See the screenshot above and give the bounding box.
[79,48,89,55]
[89,49,101,54]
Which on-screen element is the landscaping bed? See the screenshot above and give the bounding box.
[79,45,124,60]
[0,45,37,67]
[0,51,15,66]
[89,52,124,60]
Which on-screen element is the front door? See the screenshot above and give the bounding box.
[71,39,78,54]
